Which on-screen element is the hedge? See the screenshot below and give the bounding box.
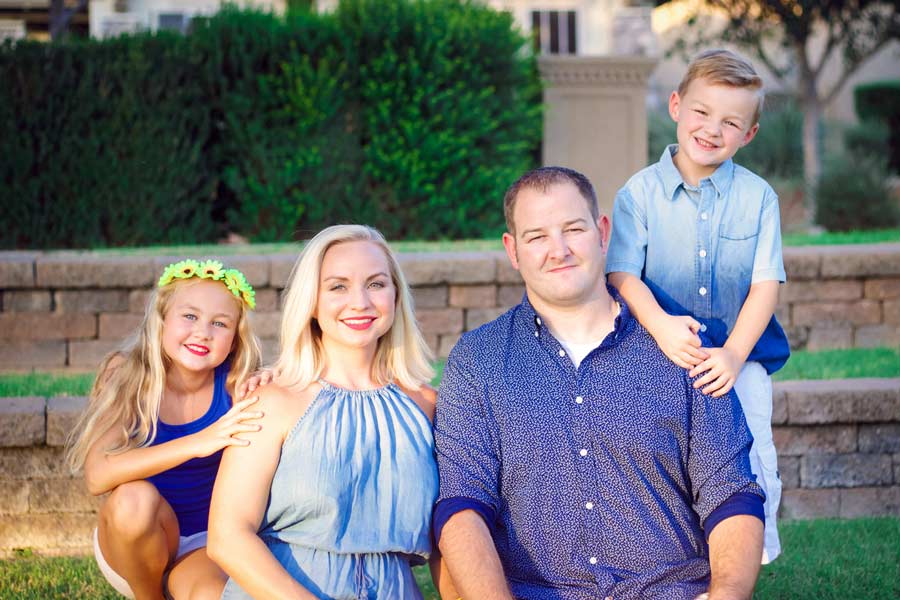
[0,1,542,249]
[854,80,900,173]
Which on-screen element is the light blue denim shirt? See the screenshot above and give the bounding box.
[606,145,790,374]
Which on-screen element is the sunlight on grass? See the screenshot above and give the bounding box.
[1,518,896,599]
[782,228,900,246]
[773,347,900,381]
[1,347,897,398]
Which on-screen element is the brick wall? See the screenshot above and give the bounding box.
[1,378,898,555]
[1,244,899,370]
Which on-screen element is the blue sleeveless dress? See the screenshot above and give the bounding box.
[221,381,438,600]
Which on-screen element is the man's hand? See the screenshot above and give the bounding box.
[689,347,743,397]
[650,314,709,369]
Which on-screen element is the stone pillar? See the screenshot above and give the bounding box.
[539,56,657,217]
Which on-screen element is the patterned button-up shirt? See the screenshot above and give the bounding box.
[434,291,764,600]
[606,145,790,374]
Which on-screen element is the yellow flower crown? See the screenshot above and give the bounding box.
[157,259,256,310]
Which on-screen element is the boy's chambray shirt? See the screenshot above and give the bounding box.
[433,292,764,600]
[606,145,790,374]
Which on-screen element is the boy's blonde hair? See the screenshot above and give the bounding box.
[66,277,261,472]
[678,49,765,124]
[274,224,434,392]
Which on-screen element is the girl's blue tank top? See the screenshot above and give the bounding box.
[147,361,231,536]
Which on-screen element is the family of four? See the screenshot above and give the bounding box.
[67,49,789,600]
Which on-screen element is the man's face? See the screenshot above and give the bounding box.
[502,182,610,310]
[669,76,760,183]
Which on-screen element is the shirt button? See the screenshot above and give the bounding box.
[585,502,594,510]
[558,349,566,357]
[700,324,707,332]
[579,448,588,457]
[536,317,542,325]
[575,396,584,404]
[699,287,707,296]
[589,556,598,565]
[699,249,707,258]
[534,330,540,337]
[701,212,708,220]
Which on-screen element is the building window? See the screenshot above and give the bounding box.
[531,10,577,55]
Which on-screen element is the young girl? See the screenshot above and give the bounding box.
[67,259,263,600]
[207,225,454,599]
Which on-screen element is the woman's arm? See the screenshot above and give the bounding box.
[82,396,263,495]
[207,385,317,600]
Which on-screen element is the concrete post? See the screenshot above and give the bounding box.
[539,55,657,217]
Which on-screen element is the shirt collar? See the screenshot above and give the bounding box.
[517,284,635,343]
[658,144,735,201]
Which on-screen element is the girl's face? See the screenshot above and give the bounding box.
[315,240,397,353]
[162,279,240,376]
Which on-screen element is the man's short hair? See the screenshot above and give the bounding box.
[678,48,765,124]
[503,166,598,235]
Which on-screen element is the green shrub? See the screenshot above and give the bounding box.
[735,102,803,179]
[0,1,541,249]
[844,118,890,161]
[0,35,218,248]
[854,80,900,173]
[815,153,899,232]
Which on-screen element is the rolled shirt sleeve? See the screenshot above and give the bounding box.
[751,187,787,284]
[685,372,766,531]
[606,187,648,277]
[433,336,503,539]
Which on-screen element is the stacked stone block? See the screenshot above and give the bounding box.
[2,245,900,369]
[2,377,898,556]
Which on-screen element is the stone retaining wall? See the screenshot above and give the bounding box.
[1,378,898,556]
[1,244,899,371]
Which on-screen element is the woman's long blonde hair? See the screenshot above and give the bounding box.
[274,224,434,391]
[66,277,261,472]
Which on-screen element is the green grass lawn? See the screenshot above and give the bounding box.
[1,517,896,599]
[772,346,900,381]
[3,347,895,398]
[782,227,900,246]
[32,227,900,257]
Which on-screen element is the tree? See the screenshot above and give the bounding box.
[666,0,899,218]
[49,0,89,40]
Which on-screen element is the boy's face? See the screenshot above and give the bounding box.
[668,77,760,184]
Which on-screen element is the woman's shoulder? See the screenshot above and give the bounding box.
[254,381,321,415]
[397,384,436,423]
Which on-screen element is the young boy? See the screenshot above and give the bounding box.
[606,49,790,563]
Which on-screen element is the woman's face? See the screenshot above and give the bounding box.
[315,240,397,352]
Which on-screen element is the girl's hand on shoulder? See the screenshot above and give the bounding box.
[191,396,264,458]
[236,369,275,399]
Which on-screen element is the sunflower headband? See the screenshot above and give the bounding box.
[158,259,256,310]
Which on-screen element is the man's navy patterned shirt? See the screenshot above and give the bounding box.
[433,291,764,600]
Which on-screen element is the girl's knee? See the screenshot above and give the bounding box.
[101,481,165,536]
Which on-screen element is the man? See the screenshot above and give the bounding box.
[433,167,765,600]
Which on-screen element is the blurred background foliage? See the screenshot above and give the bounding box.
[0,0,542,249]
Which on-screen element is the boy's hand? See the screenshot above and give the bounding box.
[651,314,709,369]
[236,369,275,399]
[689,347,744,397]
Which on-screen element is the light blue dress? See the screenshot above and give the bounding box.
[221,381,438,600]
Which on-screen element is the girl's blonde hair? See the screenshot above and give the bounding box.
[274,224,434,391]
[66,277,261,472]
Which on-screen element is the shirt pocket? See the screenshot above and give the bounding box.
[718,221,759,241]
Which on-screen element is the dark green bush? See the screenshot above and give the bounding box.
[815,153,899,232]
[0,1,541,249]
[0,35,218,248]
[854,80,900,173]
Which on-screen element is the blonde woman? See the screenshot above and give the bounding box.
[208,225,441,599]
[67,261,262,600]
